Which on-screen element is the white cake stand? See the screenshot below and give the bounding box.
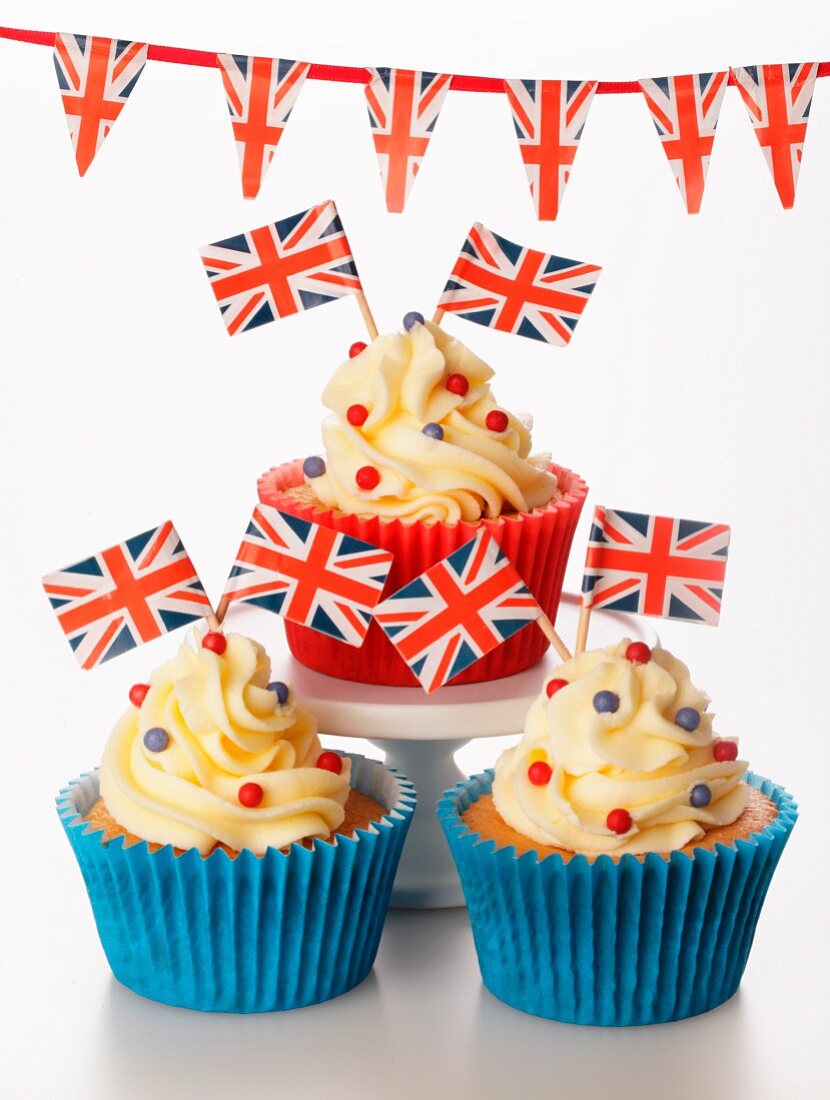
[268,594,657,909]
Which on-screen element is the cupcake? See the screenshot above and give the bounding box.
[259,316,588,685]
[439,639,796,1025]
[58,629,415,1012]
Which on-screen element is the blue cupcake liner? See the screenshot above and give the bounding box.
[438,770,796,1026]
[58,753,415,1013]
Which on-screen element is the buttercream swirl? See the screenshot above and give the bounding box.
[307,321,558,523]
[99,632,349,855]
[492,640,748,855]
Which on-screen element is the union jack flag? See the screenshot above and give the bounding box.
[43,522,212,670]
[364,68,452,213]
[580,507,731,626]
[639,72,728,214]
[222,505,394,647]
[53,33,147,176]
[200,201,363,336]
[217,54,310,199]
[732,63,818,209]
[373,530,540,693]
[504,79,597,221]
[438,222,601,346]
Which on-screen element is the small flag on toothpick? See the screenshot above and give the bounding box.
[436,222,601,345]
[220,505,394,647]
[43,521,213,669]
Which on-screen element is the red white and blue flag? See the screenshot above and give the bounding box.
[580,507,731,626]
[504,79,597,221]
[373,530,540,693]
[53,33,147,176]
[639,72,728,214]
[438,222,601,345]
[222,505,394,647]
[365,68,452,213]
[43,521,212,669]
[732,63,818,209]
[216,54,310,199]
[200,201,363,336]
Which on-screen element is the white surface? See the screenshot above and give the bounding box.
[2,1,829,1097]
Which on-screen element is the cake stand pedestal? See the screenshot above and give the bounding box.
[268,595,655,909]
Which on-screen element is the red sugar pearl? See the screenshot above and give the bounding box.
[546,678,569,698]
[528,761,553,786]
[349,341,367,358]
[202,632,227,655]
[129,683,149,708]
[607,808,632,835]
[625,641,652,665]
[317,751,343,775]
[238,782,264,808]
[713,740,739,762]
[485,409,509,433]
[356,465,380,491]
[445,373,469,396]
[347,403,369,426]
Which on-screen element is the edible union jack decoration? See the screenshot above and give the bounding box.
[438,221,601,346]
[365,68,452,213]
[580,507,731,626]
[53,33,148,176]
[43,521,213,669]
[222,505,394,647]
[373,530,541,693]
[217,54,310,199]
[200,200,363,336]
[639,72,728,214]
[505,79,598,221]
[732,63,818,209]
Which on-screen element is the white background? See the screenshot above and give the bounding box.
[2,1,829,1096]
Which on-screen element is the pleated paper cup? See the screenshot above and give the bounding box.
[58,754,415,1013]
[258,459,588,686]
[438,770,796,1026]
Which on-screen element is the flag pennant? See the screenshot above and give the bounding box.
[639,72,728,214]
[580,507,731,626]
[222,505,394,647]
[438,221,601,346]
[505,79,597,220]
[53,33,147,176]
[373,530,541,693]
[364,67,452,213]
[43,521,213,669]
[216,54,310,199]
[732,63,818,208]
[200,200,363,336]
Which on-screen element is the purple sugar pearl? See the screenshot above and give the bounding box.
[403,311,425,331]
[690,783,712,808]
[422,422,444,440]
[268,680,289,704]
[675,707,701,731]
[143,727,169,753]
[303,456,326,479]
[593,690,620,714]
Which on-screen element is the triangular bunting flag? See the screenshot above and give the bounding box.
[364,67,452,212]
[638,72,728,213]
[216,54,310,199]
[504,79,597,220]
[731,63,818,208]
[53,33,147,176]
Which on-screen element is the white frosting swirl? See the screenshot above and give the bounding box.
[100,632,349,855]
[307,321,558,523]
[492,640,748,855]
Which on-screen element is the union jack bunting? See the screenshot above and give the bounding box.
[43,522,212,670]
[580,507,731,626]
[504,79,598,221]
[639,72,728,214]
[200,201,363,336]
[222,505,394,647]
[732,63,818,209]
[438,222,601,345]
[216,54,310,199]
[364,68,452,213]
[53,33,147,176]
[373,530,540,693]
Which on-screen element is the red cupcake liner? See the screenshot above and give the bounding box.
[258,460,588,687]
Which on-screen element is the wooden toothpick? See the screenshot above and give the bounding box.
[356,291,379,339]
[575,603,591,655]
[536,612,572,662]
[432,307,445,325]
